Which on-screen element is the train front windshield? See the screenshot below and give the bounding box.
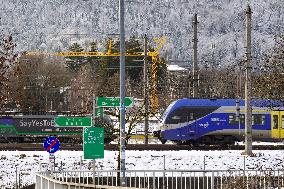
[164,106,220,124]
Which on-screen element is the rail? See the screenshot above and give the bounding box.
[35,169,284,189]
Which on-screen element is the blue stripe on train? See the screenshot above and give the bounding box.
[172,99,283,107]
[162,113,271,141]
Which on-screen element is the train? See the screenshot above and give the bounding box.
[0,113,116,143]
[154,98,284,145]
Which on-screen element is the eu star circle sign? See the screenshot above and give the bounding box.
[44,136,60,153]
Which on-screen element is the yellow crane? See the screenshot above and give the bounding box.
[26,36,166,111]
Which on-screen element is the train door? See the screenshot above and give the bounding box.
[271,111,284,138]
[186,113,196,139]
[280,111,284,138]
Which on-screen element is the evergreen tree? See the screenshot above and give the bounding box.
[88,41,106,86]
[66,43,86,72]
[125,36,144,82]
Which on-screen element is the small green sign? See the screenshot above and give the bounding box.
[95,107,104,117]
[96,97,133,107]
[83,127,104,159]
[55,117,92,127]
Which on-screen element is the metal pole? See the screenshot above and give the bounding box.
[50,153,54,177]
[16,167,18,189]
[244,4,253,156]
[192,13,199,98]
[93,159,96,187]
[236,100,241,136]
[244,156,246,172]
[92,95,96,187]
[163,155,166,189]
[80,156,82,170]
[144,34,149,145]
[163,155,166,171]
[203,155,206,170]
[19,171,21,189]
[119,0,126,186]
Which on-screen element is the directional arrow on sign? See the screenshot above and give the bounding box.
[96,97,134,107]
[55,117,92,127]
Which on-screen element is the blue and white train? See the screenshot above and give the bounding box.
[155,99,284,145]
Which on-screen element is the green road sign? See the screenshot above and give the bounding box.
[95,107,104,117]
[83,127,104,159]
[55,117,92,127]
[96,97,134,107]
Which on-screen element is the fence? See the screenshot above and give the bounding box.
[4,153,284,188]
[36,169,284,189]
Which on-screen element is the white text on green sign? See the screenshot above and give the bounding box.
[95,107,104,117]
[96,97,134,107]
[83,127,104,159]
[55,117,92,127]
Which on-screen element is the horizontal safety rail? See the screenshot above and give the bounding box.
[36,169,284,189]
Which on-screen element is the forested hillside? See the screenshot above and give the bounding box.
[1,0,283,67]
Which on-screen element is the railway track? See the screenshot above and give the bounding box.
[1,143,284,151]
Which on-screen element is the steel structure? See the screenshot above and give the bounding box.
[26,37,166,111]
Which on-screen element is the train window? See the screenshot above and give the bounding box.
[172,116,181,120]
[240,115,245,124]
[252,115,266,125]
[282,115,284,129]
[165,106,219,124]
[229,114,237,125]
[273,115,278,129]
[261,115,266,125]
[189,113,194,121]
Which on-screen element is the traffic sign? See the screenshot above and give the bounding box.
[54,117,92,127]
[95,107,104,117]
[96,97,133,107]
[44,136,60,153]
[83,127,104,159]
[49,153,55,163]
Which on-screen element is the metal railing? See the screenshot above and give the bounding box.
[36,169,284,189]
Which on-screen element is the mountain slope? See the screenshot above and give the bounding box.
[1,0,283,67]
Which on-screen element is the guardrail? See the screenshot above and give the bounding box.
[35,169,284,189]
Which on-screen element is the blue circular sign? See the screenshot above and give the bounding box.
[43,136,60,153]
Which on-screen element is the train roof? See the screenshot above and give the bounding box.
[171,98,284,108]
[161,99,284,120]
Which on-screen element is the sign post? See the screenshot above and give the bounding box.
[92,96,96,185]
[96,96,134,186]
[83,127,104,186]
[49,153,55,174]
[44,136,60,175]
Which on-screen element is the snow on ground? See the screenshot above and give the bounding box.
[1,150,284,188]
